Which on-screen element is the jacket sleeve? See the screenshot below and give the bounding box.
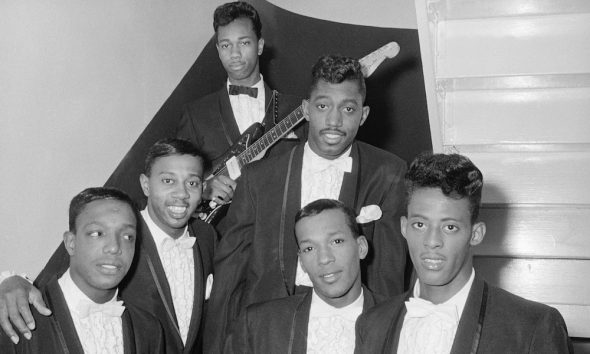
[529,307,573,354]
[365,160,409,297]
[34,243,70,289]
[222,309,251,354]
[203,166,256,354]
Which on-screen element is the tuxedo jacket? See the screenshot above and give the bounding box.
[205,141,408,353]
[355,276,573,354]
[177,84,307,173]
[224,286,387,354]
[0,276,164,354]
[35,216,216,354]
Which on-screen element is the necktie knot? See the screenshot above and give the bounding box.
[162,235,196,252]
[229,84,258,98]
[405,297,458,324]
[77,299,125,319]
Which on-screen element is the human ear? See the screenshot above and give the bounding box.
[357,235,369,260]
[359,106,370,126]
[257,38,264,55]
[400,216,408,240]
[139,174,150,198]
[302,99,310,122]
[63,231,76,256]
[469,222,486,246]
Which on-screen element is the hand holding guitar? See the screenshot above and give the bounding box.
[203,175,237,206]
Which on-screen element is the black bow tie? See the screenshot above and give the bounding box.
[229,85,258,98]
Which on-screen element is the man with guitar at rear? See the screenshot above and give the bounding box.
[204,54,410,353]
[177,1,306,212]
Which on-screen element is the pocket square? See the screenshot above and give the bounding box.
[205,274,214,300]
[356,205,382,224]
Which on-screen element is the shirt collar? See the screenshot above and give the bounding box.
[310,287,364,322]
[58,268,120,316]
[303,142,352,169]
[413,268,475,320]
[226,74,265,93]
[140,208,189,252]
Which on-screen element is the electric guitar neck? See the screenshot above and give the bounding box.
[210,41,401,181]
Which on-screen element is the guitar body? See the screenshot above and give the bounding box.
[210,122,265,177]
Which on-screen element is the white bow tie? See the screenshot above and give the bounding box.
[162,235,196,252]
[312,156,353,174]
[405,297,458,324]
[76,299,125,319]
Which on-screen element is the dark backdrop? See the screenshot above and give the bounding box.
[105,0,432,204]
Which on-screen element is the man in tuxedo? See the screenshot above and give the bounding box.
[205,54,409,353]
[177,1,305,207]
[0,138,216,354]
[0,187,164,353]
[223,199,387,354]
[355,153,573,354]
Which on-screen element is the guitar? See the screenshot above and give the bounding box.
[200,41,401,224]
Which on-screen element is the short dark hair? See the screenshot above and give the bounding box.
[69,187,137,233]
[144,138,203,177]
[309,54,366,102]
[295,199,361,242]
[214,1,262,39]
[405,153,483,223]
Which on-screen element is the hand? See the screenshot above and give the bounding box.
[0,276,51,344]
[203,175,237,205]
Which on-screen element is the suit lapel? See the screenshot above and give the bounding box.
[139,217,179,330]
[121,310,136,354]
[183,223,205,352]
[217,87,241,145]
[384,292,411,354]
[291,291,312,354]
[339,142,360,209]
[261,84,276,128]
[450,277,486,354]
[280,145,304,295]
[45,278,85,354]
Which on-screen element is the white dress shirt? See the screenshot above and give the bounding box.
[227,76,266,134]
[307,288,364,354]
[397,269,475,354]
[58,269,124,354]
[141,208,194,344]
[295,143,353,286]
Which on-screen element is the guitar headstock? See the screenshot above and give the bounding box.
[359,41,401,78]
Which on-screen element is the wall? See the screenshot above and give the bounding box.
[415,0,590,341]
[0,0,226,276]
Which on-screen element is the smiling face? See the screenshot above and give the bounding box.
[303,79,369,160]
[401,187,486,304]
[140,154,203,238]
[65,199,137,303]
[296,208,368,308]
[216,17,264,86]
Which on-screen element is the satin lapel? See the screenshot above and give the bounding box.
[139,217,178,326]
[450,277,486,354]
[291,292,312,354]
[383,292,411,354]
[339,142,360,209]
[184,225,205,352]
[121,310,136,354]
[361,286,376,312]
[45,278,85,354]
[217,87,241,145]
[261,84,275,127]
[280,145,304,295]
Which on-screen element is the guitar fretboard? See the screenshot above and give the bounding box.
[215,105,305,177]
